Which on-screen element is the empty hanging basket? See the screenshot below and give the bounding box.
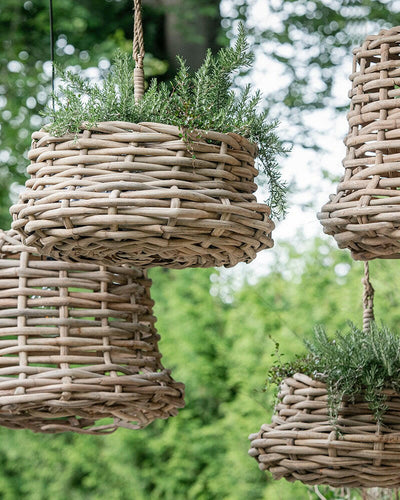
[0,230,184,434]
[10,1,275,269]
[249,373,400,488]
[318,25,400,260]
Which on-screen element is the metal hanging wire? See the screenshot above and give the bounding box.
[49,0,55,112]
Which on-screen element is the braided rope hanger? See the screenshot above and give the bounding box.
[49,0,145,104]
[133,0,145,102]
[362,261,374,333]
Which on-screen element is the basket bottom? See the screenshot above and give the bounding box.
[318,201,400,261]
[21,230,274,268]
[0,377,185,434]
[267,466,400,489]
[249,437,400,488]
[12,198,275,267]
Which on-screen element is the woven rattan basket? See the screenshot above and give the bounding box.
[318,26,400,260]
[249,373,400,488]
[0,230,184,434]
[10,123,274,267]
[10,0,274,268]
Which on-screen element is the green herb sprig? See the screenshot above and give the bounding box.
[267,323,400,423]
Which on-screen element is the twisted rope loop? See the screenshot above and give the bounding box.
[362,261,374,333]
[133,0,145,103]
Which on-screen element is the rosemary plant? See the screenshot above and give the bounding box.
[46,25,287,217]
[267,323,400,423]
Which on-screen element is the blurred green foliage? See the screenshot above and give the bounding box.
[0,238,398,499]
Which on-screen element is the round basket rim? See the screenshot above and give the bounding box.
[37,120,258,156]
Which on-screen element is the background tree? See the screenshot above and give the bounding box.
[234,0,400,148]
[1,1,400,499]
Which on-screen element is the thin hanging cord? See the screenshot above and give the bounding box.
[362,261,374,333]
[133,0,145,103]
[49,0,55,112]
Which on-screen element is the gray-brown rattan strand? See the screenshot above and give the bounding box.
[318,25,400,260]
[10,122,274,267]
[0,229,184,434]
[249,373,400,488]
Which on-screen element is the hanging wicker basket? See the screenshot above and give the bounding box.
[0,230,184,434]
[10,0,274,268]
[318,25,400,260]
[249,373,400,488]
[10,123,274,267]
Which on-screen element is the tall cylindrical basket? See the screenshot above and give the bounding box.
[319,26,400,260]
[0,230,184,434]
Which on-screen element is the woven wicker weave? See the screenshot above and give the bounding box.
[318,26,400,260]
[0,230,184,434]
[249,373,400,488]
[10,122,274,268]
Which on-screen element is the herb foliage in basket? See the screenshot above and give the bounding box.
[46,26,287,217]
[267,323,400,422]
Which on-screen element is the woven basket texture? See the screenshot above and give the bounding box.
[10,121,274,268]
[0,230,184,434]
[318,26,400,260]
[249,373,400,488]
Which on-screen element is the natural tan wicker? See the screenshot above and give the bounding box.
[0,230,184,434]
[249,373,400,488]
[10,123,274,267]
[249,264,400,488]
[318,25,400,260]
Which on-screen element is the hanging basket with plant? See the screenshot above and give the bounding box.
[10,0,285,268]
[0,230,184,434]
[249,263,400,488]
[318,26,400,261]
